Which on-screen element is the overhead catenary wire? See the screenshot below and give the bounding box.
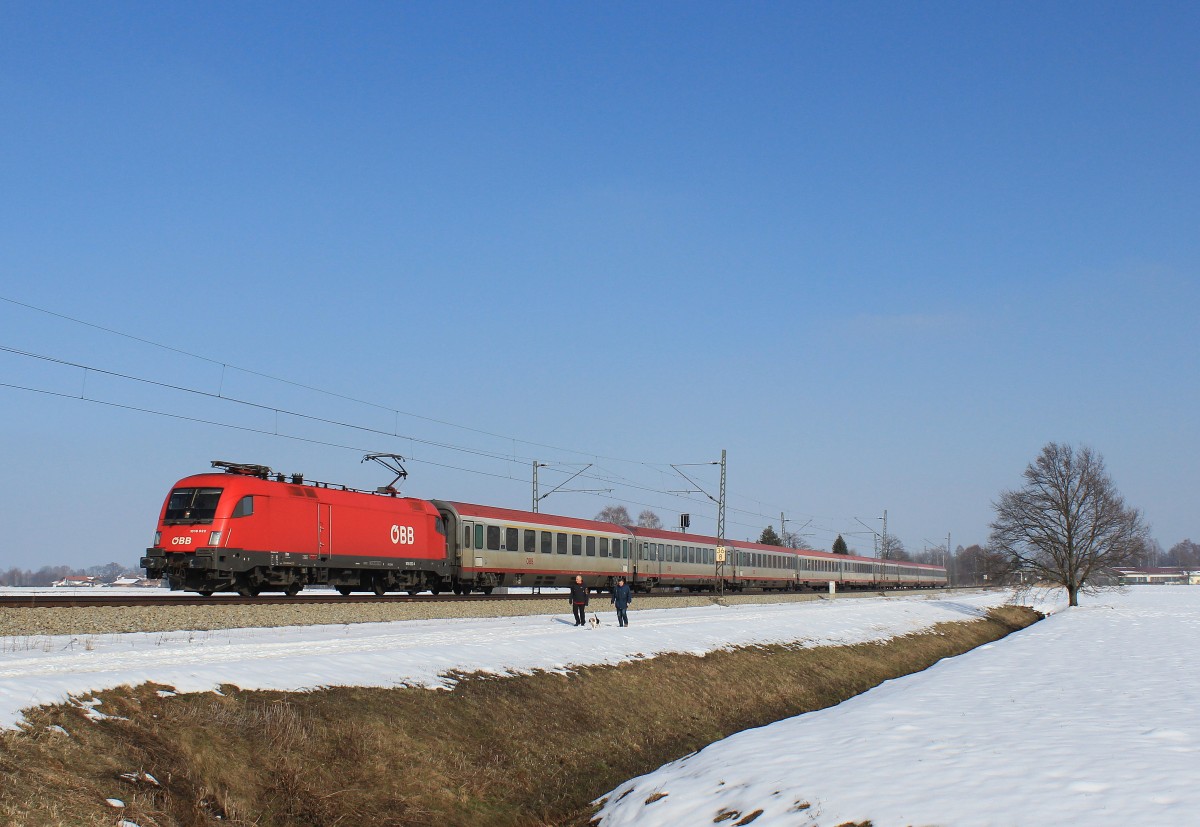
[0,294,816,520]
[0,296,884,542]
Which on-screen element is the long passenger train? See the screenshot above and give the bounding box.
[141,460,948,596]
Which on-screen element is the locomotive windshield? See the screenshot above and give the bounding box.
[164,487,223,524]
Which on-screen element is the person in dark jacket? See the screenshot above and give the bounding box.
[611,576,632,627]
[569,575,589,626]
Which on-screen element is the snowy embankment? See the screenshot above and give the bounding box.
[595,586,1198,827]
[0,590,1017,729]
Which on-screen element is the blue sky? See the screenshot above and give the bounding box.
[2,2,1197,569]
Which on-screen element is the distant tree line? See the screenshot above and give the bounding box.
[0,561,138,587]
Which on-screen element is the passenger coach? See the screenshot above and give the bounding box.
[433,501,635,593]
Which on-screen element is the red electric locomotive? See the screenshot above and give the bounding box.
[140,458,449,596]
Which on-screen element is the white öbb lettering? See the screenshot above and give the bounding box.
[171,536,192,545]
[390,525,415,545]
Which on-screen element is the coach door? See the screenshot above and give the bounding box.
[317,503,332,561]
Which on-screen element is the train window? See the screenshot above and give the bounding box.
[572,535,582,556]
[487,526,501,551]
[599,537,609,557]
[557,533,568,554]
[231,496,254,518]
[586,536,596,556]
[165,487,223,523]
[505,527,518,551]
[435,517,446,536]
[623,540,630,559]
[525,530,537,553]
[474,524,484,550]
[540,531,552,554]
[464,526,472,549]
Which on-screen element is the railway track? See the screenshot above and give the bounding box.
[0,587,954,610]
[0,592,568,609]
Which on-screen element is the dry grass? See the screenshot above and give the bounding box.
[0,606,1039,827]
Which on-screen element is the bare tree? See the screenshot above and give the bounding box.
[1165,539,1200,568]
[781,530,806,549]
[989,442,1149,606]
[880,534,908,560]
[954,543,1009,586]
[913,545,945,566]
[636,509,663,529]
[595,504,634,527]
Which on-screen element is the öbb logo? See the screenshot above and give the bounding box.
[390,525,415,545]
[171,536,192,545]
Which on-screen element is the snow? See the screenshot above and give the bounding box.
[1,590,1016,729]
[7,586,1192,824]
[594,586,1200,827]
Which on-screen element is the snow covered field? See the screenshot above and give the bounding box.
[12,586,1186,826]
[595,586,1199,827]
[1,589,1019,730]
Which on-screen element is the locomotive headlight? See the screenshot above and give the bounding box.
[153,531,161,546]
[208,531,222,546]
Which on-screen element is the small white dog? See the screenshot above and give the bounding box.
[588,613,600,629]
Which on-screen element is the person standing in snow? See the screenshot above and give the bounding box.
[610,576,632,627]
[569,575,589,626]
